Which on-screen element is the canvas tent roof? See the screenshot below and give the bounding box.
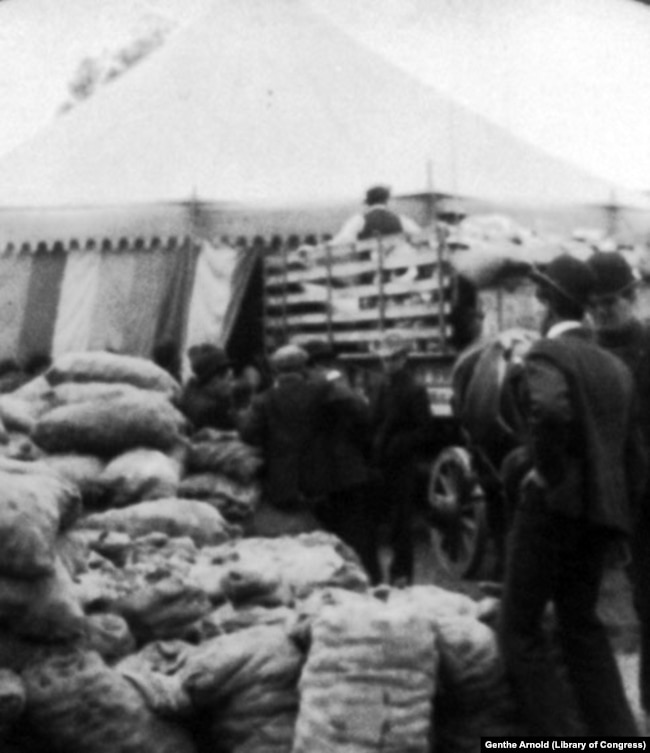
[308,0,650,195]
[0,0,648,249]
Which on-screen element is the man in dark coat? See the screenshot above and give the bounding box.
[303,340,381,583]
[587,251,650,731]
[180,344,236,432]
[499,253,644,736]
[238,344,341,513]
[368,331,433,586]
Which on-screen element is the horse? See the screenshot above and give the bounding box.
[451,328,538,578]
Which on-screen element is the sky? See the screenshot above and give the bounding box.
[0,0,649,192]
[0,0,207,157]
[309,0,650,192]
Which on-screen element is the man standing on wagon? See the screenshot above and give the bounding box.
[331,185,422,244]
[499,253,644,736]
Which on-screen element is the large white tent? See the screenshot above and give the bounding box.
[0,0,648,366]
[0,0,648,249]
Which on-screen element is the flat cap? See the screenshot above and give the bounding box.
[270,344,308,372]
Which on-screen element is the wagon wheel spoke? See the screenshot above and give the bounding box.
[427,447,487,580]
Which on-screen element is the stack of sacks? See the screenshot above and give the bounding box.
[71,530,367,646]
[389,586,529,749]
[0,352,188,510]
[0,460,85,644]
[292,588,438,753]
[180,428,263,524]
[187,532,370,604]
[19,648,196,753]
[73,525,233,645]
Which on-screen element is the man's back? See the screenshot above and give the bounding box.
[239,373,331,506]
[357,206,403,240]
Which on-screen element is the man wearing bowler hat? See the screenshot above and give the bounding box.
[587,251,650,730]
[499,253,643,735]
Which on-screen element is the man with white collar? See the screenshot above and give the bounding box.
[499,254,643,736]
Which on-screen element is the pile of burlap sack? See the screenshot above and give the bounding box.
[0,351,529,752]
[0,351,262,525]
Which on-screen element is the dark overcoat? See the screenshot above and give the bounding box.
[521,327,646,534]
[237,373,332,507]
[368,367,432,470]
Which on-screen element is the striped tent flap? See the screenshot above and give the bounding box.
[264,233,453,353]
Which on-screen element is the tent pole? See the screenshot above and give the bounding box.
[425,161,447,352]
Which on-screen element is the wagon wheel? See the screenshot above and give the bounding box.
[427,446,487,580]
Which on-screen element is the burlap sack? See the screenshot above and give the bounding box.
[0,669,25,728]
[0,461,81,578]
[0,393,50,434]
[98,448,183,507]
[0,557,85,641]
[22,649,196,753]
[178,472,260,522]
[292,589,438,753]
[388,587,501,697]
[197,603,296,641]
[181,625,305,753]
[389,586,523,750]
[0,415,8,445]
[0,630,49,674]
[84,613,136,664]
[40,453,106,507]
[116,639,192,678]
[0,432,43,462]
[187,435,263,483]
[46,351,181,400]
[81,498,236,546]
[46,381,145,407]
[32,391,187,456]
[112,576,212,643]
[221,564,290,608]
[229,532,369,599]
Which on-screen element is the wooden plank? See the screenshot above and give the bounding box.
[265,276,452,306]
[265,249,444,285]
[264,322,450,339]
[265,301,452,326]
[264,233,436,267]
[288,328,450,344]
